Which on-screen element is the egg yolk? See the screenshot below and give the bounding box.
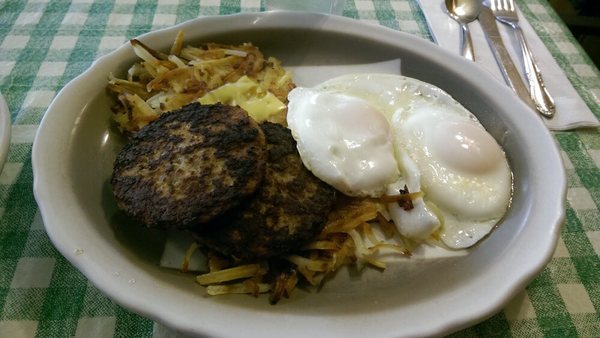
[431,121,503,175]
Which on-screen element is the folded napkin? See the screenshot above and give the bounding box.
[417,0,599,130]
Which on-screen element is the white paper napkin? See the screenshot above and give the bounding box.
[417,0,599,130]
[287,58,402,86]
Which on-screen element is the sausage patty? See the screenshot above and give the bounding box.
[195,122,337,261]
[111,102,266,228]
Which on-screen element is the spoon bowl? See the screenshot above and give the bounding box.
[445,0,482,60]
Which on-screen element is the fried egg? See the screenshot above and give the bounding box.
[286,73,512,249]
[287,88,400,197]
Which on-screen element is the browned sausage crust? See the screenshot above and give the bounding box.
[111,102,266,228]
[195,122,337,261]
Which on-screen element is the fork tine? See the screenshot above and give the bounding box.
[491,0,501,11]
[508,0,515,11]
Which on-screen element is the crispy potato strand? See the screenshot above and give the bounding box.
[107,31,294,134]
[196,263,266,285]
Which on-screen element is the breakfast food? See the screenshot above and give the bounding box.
[287,84,400,197]
[107,32,294,134]
[111,102,266,228]
[287,74,513,249]
[194,122,337,261]
[108,32,513,303]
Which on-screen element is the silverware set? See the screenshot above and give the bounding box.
[445,0,555,119]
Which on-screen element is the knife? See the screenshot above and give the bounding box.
[478,6,539,115]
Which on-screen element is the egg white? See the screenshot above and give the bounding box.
[287,87,401,197]
[287,73,513,249]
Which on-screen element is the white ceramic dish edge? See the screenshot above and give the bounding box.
[0,92,10,174]
[32,12,566,338]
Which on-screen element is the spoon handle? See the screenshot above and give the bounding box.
[460,23,475,61]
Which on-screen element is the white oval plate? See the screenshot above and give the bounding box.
[32,12,566,338]
[0,92,10,173]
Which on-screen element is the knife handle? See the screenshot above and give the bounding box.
[478,6,541,116]
[485,33,536,111]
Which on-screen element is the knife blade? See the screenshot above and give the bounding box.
[478,6,538,114]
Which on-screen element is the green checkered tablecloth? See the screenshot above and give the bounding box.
[1,0,599,337]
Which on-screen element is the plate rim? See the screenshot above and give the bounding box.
[0,92,10,174]
[32,11,566,338]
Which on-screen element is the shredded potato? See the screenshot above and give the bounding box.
[106,32,294,134]
[196,263,268,285]
[207,282,271,296]
[194,197,414,303]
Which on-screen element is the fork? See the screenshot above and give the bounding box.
[490,0,555,118]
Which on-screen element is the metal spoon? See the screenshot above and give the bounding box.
[445,0,481,61]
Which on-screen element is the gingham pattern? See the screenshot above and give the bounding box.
[0,0,598,337]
